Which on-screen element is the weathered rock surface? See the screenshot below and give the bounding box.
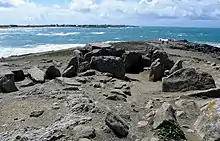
[90,56,125,79]
[78,70,96,77]
[73,125,96,139]
[73,49,83,58]
[188,88,220,98]
[65,57,79,72]
[0,62,14,82]
[142,55,151,68]
[169,59,183,74]
[12,69,25,82]
[194,99,220,141]
[30,110,44,117]
[105,112,129,138]
[122,52,143,73]
[153,102,186,141]
[162,68,216,92]
[86,43,112,50]
[28,66,45,83]
[149,59,164,82]
[45,66,61,79]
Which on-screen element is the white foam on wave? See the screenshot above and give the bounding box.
[36,32,80,36]
[91,32,105,35]
[0,44,85,58]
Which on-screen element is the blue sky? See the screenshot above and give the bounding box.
[0,0,220,27]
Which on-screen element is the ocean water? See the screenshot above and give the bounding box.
[0,26,220,57]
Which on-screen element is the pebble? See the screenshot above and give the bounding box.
[30,110,44,117]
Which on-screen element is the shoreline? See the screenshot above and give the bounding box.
[2,40,220,60]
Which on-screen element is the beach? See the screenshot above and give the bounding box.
[1,40,220,140]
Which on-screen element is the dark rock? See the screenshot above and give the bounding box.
[93,82,102,88]
[153,102,186,141]
[151,50,174,70]
[63,86,80,91]
[142,55,151,68]
[65,57,79,72]
[62,66,77,78]
[78,61,91,73]
[78,70,96,76]
[90,56,125,79]
[75,77,88,83]
[0,76,18,93]
[12,69,25,82]
[169,60,183,74]
[105,112,129,138]
[30,110,44,117]
[28,66,45,83]
[122,52,143,73]
[45,66,61,79]
[73,125,96,139]
[149,59,164,82]
[162,68,216,92]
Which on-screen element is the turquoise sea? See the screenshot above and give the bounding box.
[0,26,220,57]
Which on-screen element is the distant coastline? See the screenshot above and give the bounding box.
[0,24,137,29]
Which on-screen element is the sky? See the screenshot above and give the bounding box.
[0,0,220,27]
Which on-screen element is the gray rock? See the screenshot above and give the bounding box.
[86,43,112,50]
[63,86,80,91]
[149,59,164,82]
[75,77,88,83]
[151,50,174,70]
[90,56,125,79]
[30,110,44,117]
[122,52,143,73]
[194,99,220,141]
[153,102,186,141]
[28,66,45,83]
[0,76,18,93]
[78,70,96,76]
[105,112,129,138]
[62,65,77,78]
[20,78,34,88]
[169,60,183,74]
[45,66,61,79]
[162,68,216,92]
[78,61,91,73]
[73,125,96,139]
[12,69,25,82]
[56,77,82,86]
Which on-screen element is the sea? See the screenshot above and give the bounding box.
[0,26,220,57]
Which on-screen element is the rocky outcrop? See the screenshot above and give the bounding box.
[194,99,220,141]
[105,112,129,138]
[153,102,186,141]
[78,61,91,73]
[28,66,45,83]
[63,57,79,77]
[162,68,216,92]
[149,59,164,82]
[45,66,61,79]
[65,57,79,72]
[0,62,14,82]
[122,52,143,73]
[90,56,125,79]
[169,59,183,74]
[142,55,151,68]
[73,49,83,58]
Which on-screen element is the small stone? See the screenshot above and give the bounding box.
[93,83,102,88]
[78,70,96,76]
[30,110,44,117]
[106,95,127,101]
[123,89,131,96]
[137,121,149,128]
[105,112,129,138]
[111,89,127,98]
[52,103,60,110]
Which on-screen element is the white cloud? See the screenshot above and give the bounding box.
[0,0,220,26]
